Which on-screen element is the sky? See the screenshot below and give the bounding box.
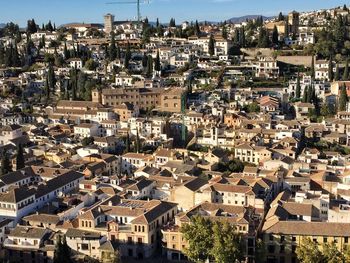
[0,0,349,27]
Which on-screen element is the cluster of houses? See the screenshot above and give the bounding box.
[1,5,350,263]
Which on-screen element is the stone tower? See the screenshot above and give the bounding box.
[288,11,299,35]
[104,13,115,34]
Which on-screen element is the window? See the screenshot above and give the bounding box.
[345,237,349,244]
[269,234,273,241]
[280,245,285,253]
[81,244,89,250]
[323,237,327,243]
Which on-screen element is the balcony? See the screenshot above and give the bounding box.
[4,239,40,249]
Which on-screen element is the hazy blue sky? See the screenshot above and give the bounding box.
[0,0,348,26]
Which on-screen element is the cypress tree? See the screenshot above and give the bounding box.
[16,144,25,170]
[343,59,349,81]
[64,42,69,59]
[146,55,153,78]
[0,44,4,66]
[116,46,121,60]
[328,58,333,81]
[339,83,349,111]
[302,86,308,103]
[136,129,141,153]
[208,34,215,56]
[278,12,284,21]
[195,20,201,36]
[109,32,117,61]
[154,50,161,72]
[272,25,279,45]
[124,42,131,69]
[296,73,301,98]
[311,56,315,80]
[48,63,56,93]
[0,151,12,176]
[222,25,228,39]
[240,27,246,47]
[142,52,148,68]
[125,133,130,153]
[308,86,314,103]
[44,76,50,103]
[335,64,340,81]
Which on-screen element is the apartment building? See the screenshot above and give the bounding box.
[75,197,178,259]
[234,143,272,165]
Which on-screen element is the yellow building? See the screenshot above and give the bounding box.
[262,221,350,263]
[265,21,286,35]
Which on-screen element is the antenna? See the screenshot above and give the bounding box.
[106,0,150,24]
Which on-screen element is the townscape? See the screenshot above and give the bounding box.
[1,3,350,263]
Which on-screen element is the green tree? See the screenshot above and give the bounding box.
[296,237,323,263]
[322,242,344,263]
[46,20,54,32]
[339,83,349,111]
[181,216,213,262]
[26,19,38,34]
[82,137,94,146]
[169,18,176,27]
[208,34,215,56]
[16,144,25,170]
[228,159,245,172]
[344,245,350,263]
[211,221,243,263]
[257,27,270,48]
[53,235,72,263]
[0,150,12,176]
[245,102,260,113]
[85,58,97,71]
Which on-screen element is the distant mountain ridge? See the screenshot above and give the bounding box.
[227,15,272,23]
[0,23,6,28]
